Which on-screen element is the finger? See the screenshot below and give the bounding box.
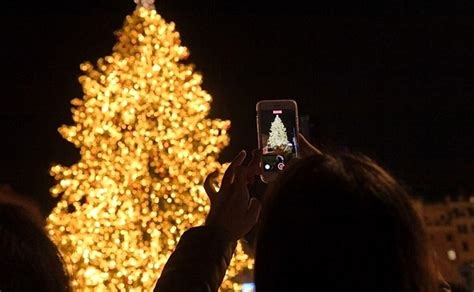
[246,149,262,184]
[204,171,219,202]
[221,150,247,188]
[297,133,322,157]
[245,197,261,227]
[247,149,263,176]
[234,166,248,185]
[233,166,251,200]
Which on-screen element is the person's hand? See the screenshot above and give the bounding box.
[297,133,322,157]
[203,150,262,241]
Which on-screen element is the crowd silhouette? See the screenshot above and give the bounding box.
[1,134,470,291]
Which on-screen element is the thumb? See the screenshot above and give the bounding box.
[297,133,322,157]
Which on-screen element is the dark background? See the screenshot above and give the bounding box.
[1,0,473,214]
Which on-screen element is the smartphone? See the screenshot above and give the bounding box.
[256,99,299,183]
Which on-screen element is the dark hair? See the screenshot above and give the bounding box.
[449,282,470,292]
[0,204,71,291]
[255,153,438,292]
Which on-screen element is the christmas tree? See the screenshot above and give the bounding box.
[47,1,252,290]
[267,115,290,152]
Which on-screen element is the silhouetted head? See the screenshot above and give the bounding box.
[449,282,470,292]
[255,153,438,292]
[0,203,71,291]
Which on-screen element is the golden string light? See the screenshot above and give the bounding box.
[47,6,253,291]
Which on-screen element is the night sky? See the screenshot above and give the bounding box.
[1,1,473,213]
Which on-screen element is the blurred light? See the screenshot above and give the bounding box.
[447,249,457,261]
[46,5,251,291]
[242,282,256,292]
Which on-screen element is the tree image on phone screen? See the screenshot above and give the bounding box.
[260,109,297,173]
[268,114,292,153]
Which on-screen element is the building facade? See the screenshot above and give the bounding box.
[415,196,474,288]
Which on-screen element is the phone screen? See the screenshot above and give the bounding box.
[258,108,298,172]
